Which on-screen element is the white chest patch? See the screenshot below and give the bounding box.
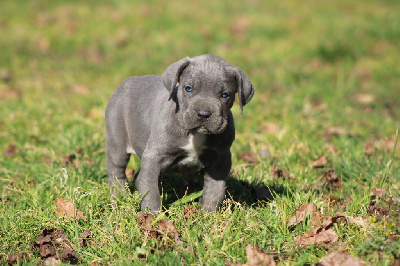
[126,144,136,155]
[181,133,206,165]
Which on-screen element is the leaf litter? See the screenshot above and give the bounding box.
[55,198,87,221]
[226,244,276,266]
[318,249,367,266]
[32,228,82,264]
[289,204,370,246]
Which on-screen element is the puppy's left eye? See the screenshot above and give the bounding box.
[185,86,193,92]
[221,92,230,98]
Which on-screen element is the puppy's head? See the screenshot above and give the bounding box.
[162,54,254,134]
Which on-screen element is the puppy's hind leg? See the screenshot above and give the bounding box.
[106,139,131,197]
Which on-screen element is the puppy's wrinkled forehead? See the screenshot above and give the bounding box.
[183,59,234,87]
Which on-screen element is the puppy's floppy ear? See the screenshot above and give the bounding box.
[162,57,190,100]
[231,67,255,114]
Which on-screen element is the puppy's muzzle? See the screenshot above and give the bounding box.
[195,109,213,122]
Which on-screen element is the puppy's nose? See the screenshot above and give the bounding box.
[196,109,212,121]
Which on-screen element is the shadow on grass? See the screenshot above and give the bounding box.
[127,171,293,209]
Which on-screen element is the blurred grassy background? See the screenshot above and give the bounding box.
[1,0,399,264]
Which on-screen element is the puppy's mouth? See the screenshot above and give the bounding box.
[195,126,211,134]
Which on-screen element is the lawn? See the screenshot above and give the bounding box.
[1,0,399,265]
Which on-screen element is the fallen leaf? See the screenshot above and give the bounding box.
[325,143,338,153]
[62,153,80,168]
[158,220,179,236]
[246,244,276,266]
[6,253,29,264]
[310,211,326,228]
[260,122,279,134]
[288,204,317,227]
[125,168,135,179]
[74,84,91,95]
[344,216,369,230]
[393,257,400,266]
[380,135,399,151]
[44,257,60,266]
[367,201,390,217]
[270,164,292,180]
[231,18,251,40]
[137,211,159,238]
[370,188,386,199]
[55,198,87,220]
[312,156,330,168]
[0,88,20,100]
[364,141,376,156]
[0,69,13,83]
[239,151,258,164]
[32,228,82,263]
[79,229,93,247]
[323,168,341,188]
[318,249,367,266]
[326,195,341,204]
[325,128,355,141]
[137,211,154,230]
[295,212,345,246]
[184,205,197,218]
[354,93,375,104]
[295,228,339,246]
[3,143,17,157]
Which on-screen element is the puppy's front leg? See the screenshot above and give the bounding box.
[200,152,232,211]
[135,154,162,213]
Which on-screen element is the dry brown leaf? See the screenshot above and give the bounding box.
[310,211,326,228]
[62,153,80,168]
[295,228,339,246]
[125,168,135,179]
[324,143,338,153]
[0,69,13,83]
[32,228,82,263]
[325,128,355,141]
[79,229,93,247]
[158,220,179,236]
[3,143,17,157]
[323,169,341,188]
[354,93,375,104]
[0,88,20,100]
[231,18,251,40]
[288,204,317,227]
[364,141,376,156]
[312,156,330,168]
[270,165,292,180]
[370,188,386,199]
[295,212,345,246]
[326,195,341,204]
[344,216,369,230]
[318,249,367,266]
[55,198,87,220]
[74,84,91,95]
[260,122,279,134]
[184,205,197,219]
[246,244,276,266]
[380,135,399,151]
[6,253,29,264]
[137,211,154,231]
[367,201,390,217]
[239,151,258,164]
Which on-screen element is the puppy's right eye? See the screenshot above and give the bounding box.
[185,86,193,92]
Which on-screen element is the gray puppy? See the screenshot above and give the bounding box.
[105,54,254,213]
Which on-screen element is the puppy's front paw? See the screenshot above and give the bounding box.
[109,176,130,197]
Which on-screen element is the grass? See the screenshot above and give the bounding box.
[1,0,399,264]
